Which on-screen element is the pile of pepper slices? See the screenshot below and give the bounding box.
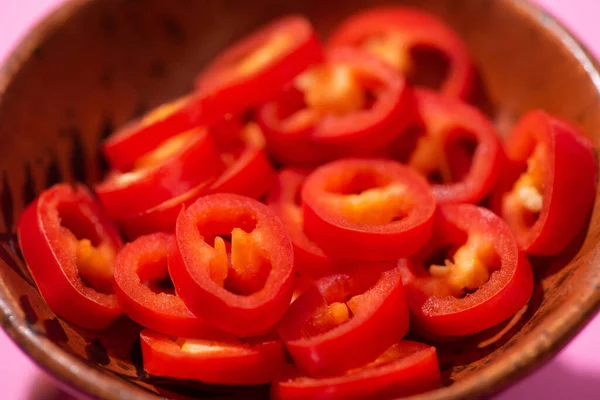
[17,7,597,399]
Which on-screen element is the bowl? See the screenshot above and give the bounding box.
[1,0,599,398]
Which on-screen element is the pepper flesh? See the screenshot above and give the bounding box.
[504,143,546,215]
[141,97,188,127]
[334,182,410,226]
[179,339,240,354]
[210,228,272,295]
[407,134,452,182]
[295,64,366,117]
[75,239,116,294]
[302,300,357,337]
[133,129,200,170]
[362,34,412,73]
[428,234,499,298]
[237,33,293,76]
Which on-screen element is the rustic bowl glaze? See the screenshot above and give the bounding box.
[0,0,599,399]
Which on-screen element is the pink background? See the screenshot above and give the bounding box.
[1,0,600,399]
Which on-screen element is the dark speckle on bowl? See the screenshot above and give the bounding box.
[43,318,68,343]
[19,295,38,326]
[32,46,44,60]
[23,163,37,205]
[97,117,114,172]
[100,13,118,36]
[45,154,63,187]
[129,338,146,381]
[162,15,185,44]
[0,245,26,285]
[149,60,166,79]
[1,172,14,233]
[69,131,87,182]
[86,338,110,366]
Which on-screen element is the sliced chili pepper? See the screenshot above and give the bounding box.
[302,158,435,261]
[267,169,332,278]
[114,233,224,338]
[118,180,213,239]
[328,7,474,99]
[278,262,408,377]
[392,89,504,204]
[273,341,440,400]
[399,203,533,337]
[140,329,285,385]
[491,110,596,256]
[103,94,217,172]
[17,184,122,329]
[169,194,294,336]
[291,274,314,304]
[195,15,323,115]
[209,120,275,199]
[96,128,224,221]
[257,47,414,166]
[118,120,274,238]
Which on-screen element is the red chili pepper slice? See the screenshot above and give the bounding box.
[328,7,474,99]
[278,263,409,377]
[195,15,323,115]
[291,274,314,304]
[491,110,597,255]
[302,158,436,261]
[169,194,294,336]
[392,89,504,204]
[393,90,505,203]
[114,233,223,338]
[140,329,285,385]
[273,341,440,400]
[103,94,215,172]
[257,47,414,166]
[118,180,213,240]
[267,169,332,278]
[117,120,275,239]
[17,184,122,329]
[96,128,224,221]
[208,120,276,199]
[399,203,534,337]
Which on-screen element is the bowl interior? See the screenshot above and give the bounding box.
[0,0,599,399]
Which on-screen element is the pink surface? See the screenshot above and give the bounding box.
[1,0,600,399]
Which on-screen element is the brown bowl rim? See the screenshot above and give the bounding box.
[1,0,600,399]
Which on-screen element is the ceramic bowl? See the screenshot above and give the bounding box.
[0,0,599,398]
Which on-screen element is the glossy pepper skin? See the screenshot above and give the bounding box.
[273,341,441,400]
[208,120,276,199]
[491,110,597,256]
[278,262,409,377]
[96,128,224,221]
[140,329,285,385]
[302,158,436,261]
[257,47,415,166]
[328,7,474,99]
[103,94,216,172]
[17,184,122,329]
[399,203,534,338]
[114,233,223,338]
[195,15,324,115]
[267,169,332,278]
[169,194,294,337]
[118,120,274,239]
[392,89,504,204]
[118,181,213,240]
